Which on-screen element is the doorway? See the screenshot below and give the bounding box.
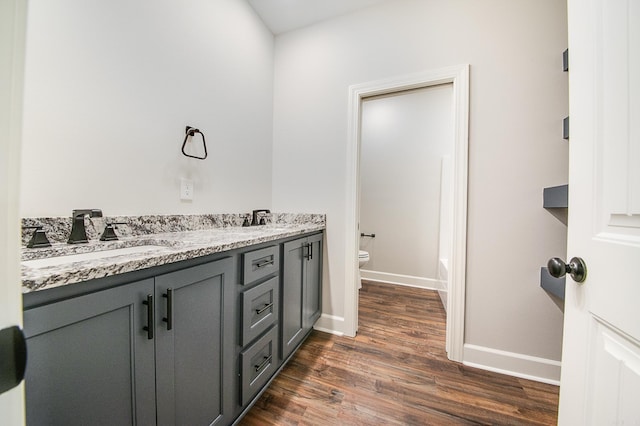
[344,65,469,361]
[359,84,453,290]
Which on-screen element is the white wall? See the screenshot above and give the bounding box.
[360,84,453,283]
[20,0,274,217]
[272,0,568,378]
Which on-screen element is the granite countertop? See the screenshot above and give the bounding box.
[21,213,324,293]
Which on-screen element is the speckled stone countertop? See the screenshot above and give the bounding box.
[21,213,325,293]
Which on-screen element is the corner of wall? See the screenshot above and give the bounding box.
[314,313,346,337]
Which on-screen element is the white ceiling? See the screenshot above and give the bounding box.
[247,0,393,35]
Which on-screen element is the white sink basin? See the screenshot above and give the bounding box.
[22,245,167,268]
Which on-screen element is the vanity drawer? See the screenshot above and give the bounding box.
[240,325,278,405]
[242,245,279,285]
[241,276,279,346]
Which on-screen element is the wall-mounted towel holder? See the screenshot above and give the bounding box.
[181,126,208,160]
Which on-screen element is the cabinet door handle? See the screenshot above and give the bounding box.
[254,355,272,373]
[256,259,274,268]
[162,288,173,331]
[309,242,313,261]
[303,243,311,260]
[142,294,154,340]
[255,302,273,315]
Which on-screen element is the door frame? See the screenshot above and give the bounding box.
[0,0,27,422]
[344,65,469,361]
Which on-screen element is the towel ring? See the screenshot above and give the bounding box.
[182,126,208,160]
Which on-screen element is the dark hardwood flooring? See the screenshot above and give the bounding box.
[240,281,560,425]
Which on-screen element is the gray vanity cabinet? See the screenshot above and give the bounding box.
[281,233,323,360]
[23,278,157,425]
[23,256,235,426]
[22,230,324,425]
[154,257,235,426]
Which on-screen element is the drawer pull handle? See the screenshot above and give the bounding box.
[255,355,272,372]
[142,294,154,340]
[256,259,274,268]
[162,288,173,331]
[255,302,273,315]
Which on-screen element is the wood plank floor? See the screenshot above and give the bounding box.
[239,281,560,425]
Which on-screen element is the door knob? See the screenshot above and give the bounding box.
[547,257,587,283]
[0,326,27,394]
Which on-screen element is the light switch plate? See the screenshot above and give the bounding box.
[180,178,194,201]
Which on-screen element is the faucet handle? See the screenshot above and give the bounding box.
[100,222,127,241]
[24,225,52,248]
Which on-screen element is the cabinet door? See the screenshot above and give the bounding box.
[23,279,156,426]
[304,233,323,329]
[155,257,234,426]
[282,238,305,360]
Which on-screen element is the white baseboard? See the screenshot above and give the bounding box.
[463,343,561,385]
[361,269,445,291]
[314,313,346,336]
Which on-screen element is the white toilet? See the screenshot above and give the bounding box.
[358,250,370,289]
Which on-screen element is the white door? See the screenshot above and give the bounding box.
[0,0,27,424]
[559,0,640,424]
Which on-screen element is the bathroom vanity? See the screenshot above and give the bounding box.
[20,214,324,426]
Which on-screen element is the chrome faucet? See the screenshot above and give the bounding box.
[68,209,103,244]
